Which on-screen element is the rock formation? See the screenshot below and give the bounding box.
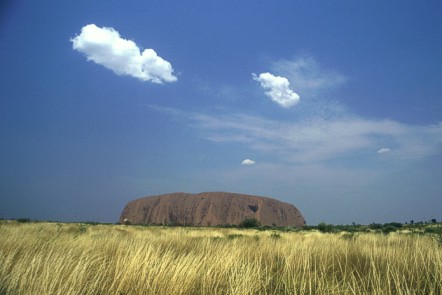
[119,192,305,227]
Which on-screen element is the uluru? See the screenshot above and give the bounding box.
[119,192,305,227]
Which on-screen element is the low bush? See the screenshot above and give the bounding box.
[382,226,398,234]
[239,218,260,228]
[317,222,334,233]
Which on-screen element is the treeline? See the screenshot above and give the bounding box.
[2,217,440,234]
[306,220,441,234]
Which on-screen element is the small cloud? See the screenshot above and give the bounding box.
[71,24,177,84]
[241,159,256,165]
[377,148,391,154]
[252,72,300,108]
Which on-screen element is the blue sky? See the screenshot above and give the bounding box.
[1,1,441,224]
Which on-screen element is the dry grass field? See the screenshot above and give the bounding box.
[0,221,441,294]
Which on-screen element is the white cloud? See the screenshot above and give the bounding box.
[252,72,300,108]
[147,54,441,166]
[272,55,346,98]
[71,24,177,84]
[241,159,256,165]
[377,148,391,154]
[151,105,442,164]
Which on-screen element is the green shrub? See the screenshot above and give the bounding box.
[382,226,397,234]
[317,222,334,233]
[369,223,383,230]
[384,222,403,229]
[239,218,260,228]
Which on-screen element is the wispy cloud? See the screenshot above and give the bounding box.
[272,55,346,98]
[71,24,177,84]
[241,159,256,165]
[252,72,300,108]
[147,54,441,167]
[150,105,442,164]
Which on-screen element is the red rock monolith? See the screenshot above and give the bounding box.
[119,192,305,227]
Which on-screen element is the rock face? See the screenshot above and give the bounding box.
[119,192,305,227]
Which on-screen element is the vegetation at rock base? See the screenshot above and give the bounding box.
[239,217,260,228]
[0,220,441,294]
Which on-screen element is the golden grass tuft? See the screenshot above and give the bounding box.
[0,221,441,294]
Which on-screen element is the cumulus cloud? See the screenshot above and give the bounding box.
[241,159,256,165]
[377,148,391,154]
[71,24,177,84]
[252,72,300,108]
